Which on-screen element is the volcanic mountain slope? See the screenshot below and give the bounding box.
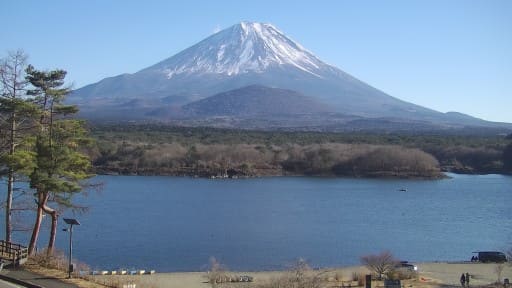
[181,85,331,117]
[72,21,510,130]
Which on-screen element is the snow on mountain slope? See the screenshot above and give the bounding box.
[70,21,511,129]
[72,21,375,104]
[144,21,329,78]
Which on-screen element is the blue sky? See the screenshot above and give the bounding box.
[1,0,511,123]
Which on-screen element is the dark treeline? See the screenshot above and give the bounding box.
[88,124,512,178]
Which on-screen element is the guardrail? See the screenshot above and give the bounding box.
[0,240,28,267]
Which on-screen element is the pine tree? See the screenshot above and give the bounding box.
[25,65,93,255]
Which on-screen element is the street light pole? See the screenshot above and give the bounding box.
[68,224,73,279]
[63,218,80,279]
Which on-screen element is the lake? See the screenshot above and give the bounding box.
[2,173,512,272]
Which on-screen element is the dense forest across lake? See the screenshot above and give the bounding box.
[88,124,512,178]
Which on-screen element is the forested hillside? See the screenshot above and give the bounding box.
[88,124,511,178]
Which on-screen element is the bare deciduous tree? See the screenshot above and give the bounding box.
[507,246,512,263]
[0,49,35,242]
[494,263,505,284]
[290,258,322,288]
[360,251,398,280]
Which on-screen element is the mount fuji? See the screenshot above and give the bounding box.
[71,22,510,131]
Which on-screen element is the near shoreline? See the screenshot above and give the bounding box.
[23,262,512,288]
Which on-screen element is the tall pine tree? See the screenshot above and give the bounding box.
[25,65,93,255]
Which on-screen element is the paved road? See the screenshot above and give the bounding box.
[0,268,78,288]
[0,279,23,288]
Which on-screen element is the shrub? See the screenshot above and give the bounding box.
[30,249,68,271]
[385,269,417,280]
[205,257,229,287]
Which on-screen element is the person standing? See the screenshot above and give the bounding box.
[465,272,470,287]
[460,273,466,287]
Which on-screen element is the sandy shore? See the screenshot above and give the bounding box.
[89,262,512,288]
[418,262,510,286]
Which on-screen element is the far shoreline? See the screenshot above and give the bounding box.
[94,168,449,180]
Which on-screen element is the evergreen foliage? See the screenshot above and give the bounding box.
[23,64,93,254]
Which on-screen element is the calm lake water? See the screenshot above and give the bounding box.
[3,173,512,272]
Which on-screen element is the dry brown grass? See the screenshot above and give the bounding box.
[27,251,146,288]
[24,258,107,288]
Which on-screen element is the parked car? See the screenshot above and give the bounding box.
[474,251,507,263]
[396,261,418,272]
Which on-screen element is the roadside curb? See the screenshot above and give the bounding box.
[0,272,43,288]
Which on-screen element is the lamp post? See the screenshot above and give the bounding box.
[63,218,80,278]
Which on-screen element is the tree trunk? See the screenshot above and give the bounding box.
[28,191,49,255]
[28,192,45,255]
[5,115,16,243]
[5,170,14,243]
[43,205,58,255]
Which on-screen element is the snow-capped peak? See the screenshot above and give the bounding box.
[147,21,331,78]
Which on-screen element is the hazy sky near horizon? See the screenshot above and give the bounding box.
[1,0,511,123]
